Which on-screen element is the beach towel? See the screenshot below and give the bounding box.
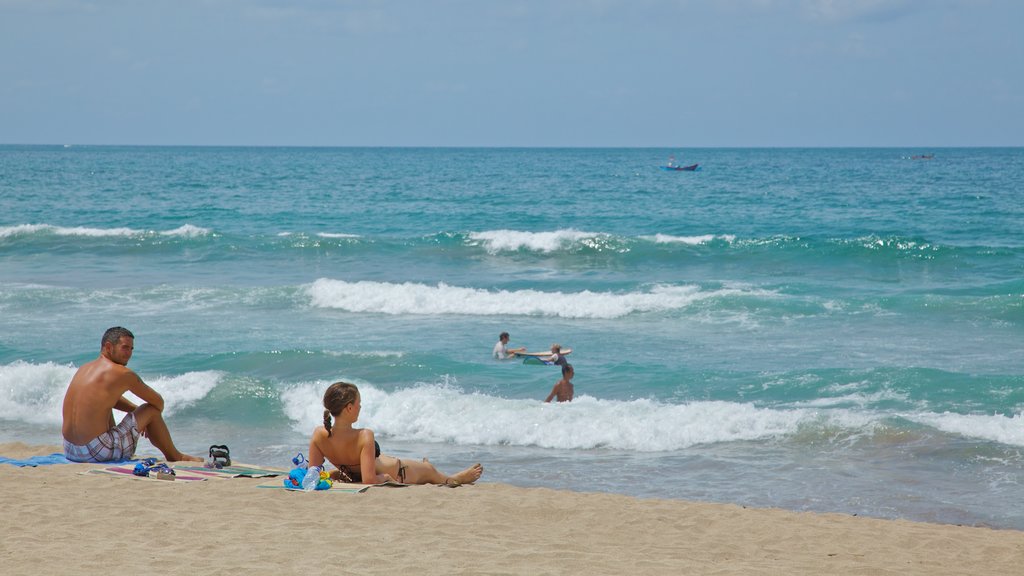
[0,453,73,467]
[87,464,210,481]
[85,461,286,482]
[172,464,285,478]
[256,479,409,493]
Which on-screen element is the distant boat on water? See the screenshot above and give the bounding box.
[661,154,700,171]
[660,163,699,171]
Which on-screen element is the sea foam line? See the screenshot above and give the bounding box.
[907,411,1024,447]
[468,229,611,253]
[316,232,361,239]
[280,381,864,452]
[281,382,1024,452]
[306,278,750,318]
[643,233,737,245]
[467,229,740,253]
[0,223,211,238]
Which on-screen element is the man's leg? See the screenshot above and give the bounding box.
[133,404,203,462]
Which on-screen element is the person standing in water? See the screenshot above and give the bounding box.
[545,364,575,403]
[492,331,526,359]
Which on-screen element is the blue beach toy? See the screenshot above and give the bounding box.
[283,467,305,489]
[283,453,332,490]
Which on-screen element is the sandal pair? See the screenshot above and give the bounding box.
[208,445,231,467]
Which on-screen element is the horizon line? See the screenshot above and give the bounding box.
[3,143,1020,150]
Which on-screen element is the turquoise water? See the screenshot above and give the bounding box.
[2,145,1023,528]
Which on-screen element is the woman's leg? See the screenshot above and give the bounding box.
[400,458,483,485]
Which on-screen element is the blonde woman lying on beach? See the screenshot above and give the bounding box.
[308,381,484,486]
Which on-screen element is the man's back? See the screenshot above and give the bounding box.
[554,379,574,402]
[61,357,131,445]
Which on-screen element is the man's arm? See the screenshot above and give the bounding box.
[544,383,558,403]
[113,396,138,413]
[122,370,165,412]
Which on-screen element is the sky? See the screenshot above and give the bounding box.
[1,0,1022,147]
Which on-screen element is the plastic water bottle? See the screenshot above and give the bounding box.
[302,465,322,491]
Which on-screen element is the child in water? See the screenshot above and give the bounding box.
[543,343,569,366]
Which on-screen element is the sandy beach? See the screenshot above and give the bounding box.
[1,443,1021,575]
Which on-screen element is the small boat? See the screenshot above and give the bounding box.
[661,154,700,171]
[660,163,699,171]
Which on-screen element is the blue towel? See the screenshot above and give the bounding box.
[0,453,73,467]
[0,453,140,467]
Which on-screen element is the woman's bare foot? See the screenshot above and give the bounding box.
[446,463,483,486]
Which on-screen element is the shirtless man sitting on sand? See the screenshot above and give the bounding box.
[61,327,202,463]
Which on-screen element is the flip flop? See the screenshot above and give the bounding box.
[132,461,176,479]
[151,463,176,478]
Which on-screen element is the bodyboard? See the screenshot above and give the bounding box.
[515,348,571,365]
[514,348,571,358]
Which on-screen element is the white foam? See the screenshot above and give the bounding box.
[0,361,77,425]
[280,381,838,452]
[907,411,1024,446]
[53,225,142,237]
[316,232,361,239]
[322,350,405,358]
[0,224,51,238]
[468,229,608,253]
[131,371,223,415]
[0,223,210,239]
[307,278,742,319]
[787,387,913,410]
[0,361,222,424]
[160,224,211,237]
[280,379,381,435]
[644,233,736,245]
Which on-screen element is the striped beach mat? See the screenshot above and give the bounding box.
[172,464,286,478]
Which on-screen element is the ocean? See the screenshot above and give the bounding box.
[2,145,1023,528]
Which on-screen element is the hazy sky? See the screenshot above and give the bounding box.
[2,0,1022,147]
